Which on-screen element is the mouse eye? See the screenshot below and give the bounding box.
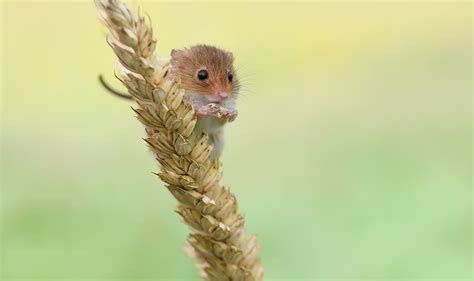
[197,69,208,80]
[227,72,233,82]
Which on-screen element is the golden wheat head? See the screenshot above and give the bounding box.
[95,0,264,280]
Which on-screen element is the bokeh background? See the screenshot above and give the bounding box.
[1,1,471,280]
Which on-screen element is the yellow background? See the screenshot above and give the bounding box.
[1,1,471,280]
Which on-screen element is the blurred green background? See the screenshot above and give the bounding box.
[1,1,471,280]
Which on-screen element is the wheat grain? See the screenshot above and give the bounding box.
[95,0,264,280]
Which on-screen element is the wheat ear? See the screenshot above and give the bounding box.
[94,0,264,280]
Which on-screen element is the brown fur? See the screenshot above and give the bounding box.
[170,45,239,97]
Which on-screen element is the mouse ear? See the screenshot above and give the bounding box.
[171,49,182,57]
[226,52,234,61]
[170,49,183,66]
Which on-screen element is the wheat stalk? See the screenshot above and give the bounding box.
[94,0,264,280]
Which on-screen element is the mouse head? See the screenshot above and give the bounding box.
[170,45,239,103]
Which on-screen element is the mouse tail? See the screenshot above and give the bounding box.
[98,74,133,100]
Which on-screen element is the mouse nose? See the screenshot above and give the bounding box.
[217,92,229,99]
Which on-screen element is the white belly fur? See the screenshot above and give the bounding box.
[195,116,225,159]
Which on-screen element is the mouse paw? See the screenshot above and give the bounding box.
[197,103,223,118]
[225,109,238,122]
[196,104,213,118]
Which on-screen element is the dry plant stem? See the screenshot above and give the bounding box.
[95,0,264,280]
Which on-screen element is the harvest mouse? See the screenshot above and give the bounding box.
[100,44,239,159]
